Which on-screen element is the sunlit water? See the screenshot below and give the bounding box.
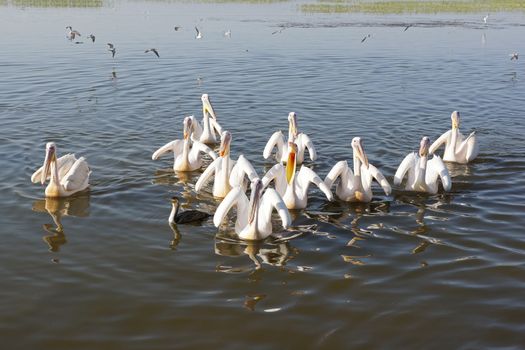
[1,2,525,348]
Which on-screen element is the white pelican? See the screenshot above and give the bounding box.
[31,142,91,197]
[394,137,451,194]
[325,137,391,202]
[152,116,217,171]
[263,112,317,164]
[429,111,479,164]
[262,142,333,209]
[189,94,223,145]
[214,178,291,241]
[195,131,259,198]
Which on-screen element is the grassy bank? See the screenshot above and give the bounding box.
[301,0,525,14]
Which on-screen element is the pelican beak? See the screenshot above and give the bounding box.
[355,139,369,168]
[419,137,430,157]
[451,111,460,129]
[219,131,232,157]
[41,144,56,185]
[201,94,217,120]
[248,179,263,224]
[286,142,297,184]
[288,112,298,140]
[183,117,192,140]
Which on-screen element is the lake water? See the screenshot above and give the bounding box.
[1,1,525,348]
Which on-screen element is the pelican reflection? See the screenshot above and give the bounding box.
[32,195,90,252]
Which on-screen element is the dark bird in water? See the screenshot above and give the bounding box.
[169,197,210,224]
[404,25,412,32]
[145,48,160,58]
[174,26,181,31]
[107,43,116,58]
[361,34,371,43]
[510,52,519,61]
[272,26,286,35]
[88,34,95,43]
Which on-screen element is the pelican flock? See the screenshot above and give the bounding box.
[32,90,480,241]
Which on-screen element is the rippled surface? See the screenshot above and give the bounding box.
[1,2,525,348]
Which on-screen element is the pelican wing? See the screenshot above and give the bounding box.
[195,157,220,192]
[429,130,451,155]
[394,152,417,186]
[261,163,287,195]
[230,155,259,188]
[456,131,479,163]
[324,160,350,189]
[190,140,218,161]
[297,166,333,201]
[213,187,249,230]
[263,131,285,161]
[426,156,451,192]
[31,154,77,183]
[297,133,317,161]
[261,189,292,229]
[152,140,184,160]
[62,157,90,192]
[367,163,392,195]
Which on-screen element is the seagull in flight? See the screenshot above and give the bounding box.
[174,26,181,31]
[483,14,489,24]
[145,48,160,58]
[224,29,231,38]
[107,43,116,58]
[195,26,202,39]
[510,52,519,61]
[66,26,81,40]
[88,34,95,43]
[404,25,412,32]
[361,34,371,43]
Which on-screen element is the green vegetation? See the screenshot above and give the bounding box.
[7,0,103,7]
[301,0,525,14]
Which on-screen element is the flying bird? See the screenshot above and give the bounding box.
[107,43,116,58]
[195,26,202,39]
[145,48,160,58]
[404,25,412,32]
[224,30,231,38]
[361,34,371,43]
[169,197,210,224]
[88,34,95,43]
[483,14,489,24]
[174,26,181,31]
[510,52,519,60]
[66,26,81,40]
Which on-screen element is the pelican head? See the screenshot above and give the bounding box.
[41,142,57,184]
[288,112,298,140]
[201,94,217,120]
[183,116,193,140]
[248,178,263,224]
[219,131,232,157]
[451,111,460,129]
[419,136,430,157]
[286,142,298,184]
[351,137,369,168]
